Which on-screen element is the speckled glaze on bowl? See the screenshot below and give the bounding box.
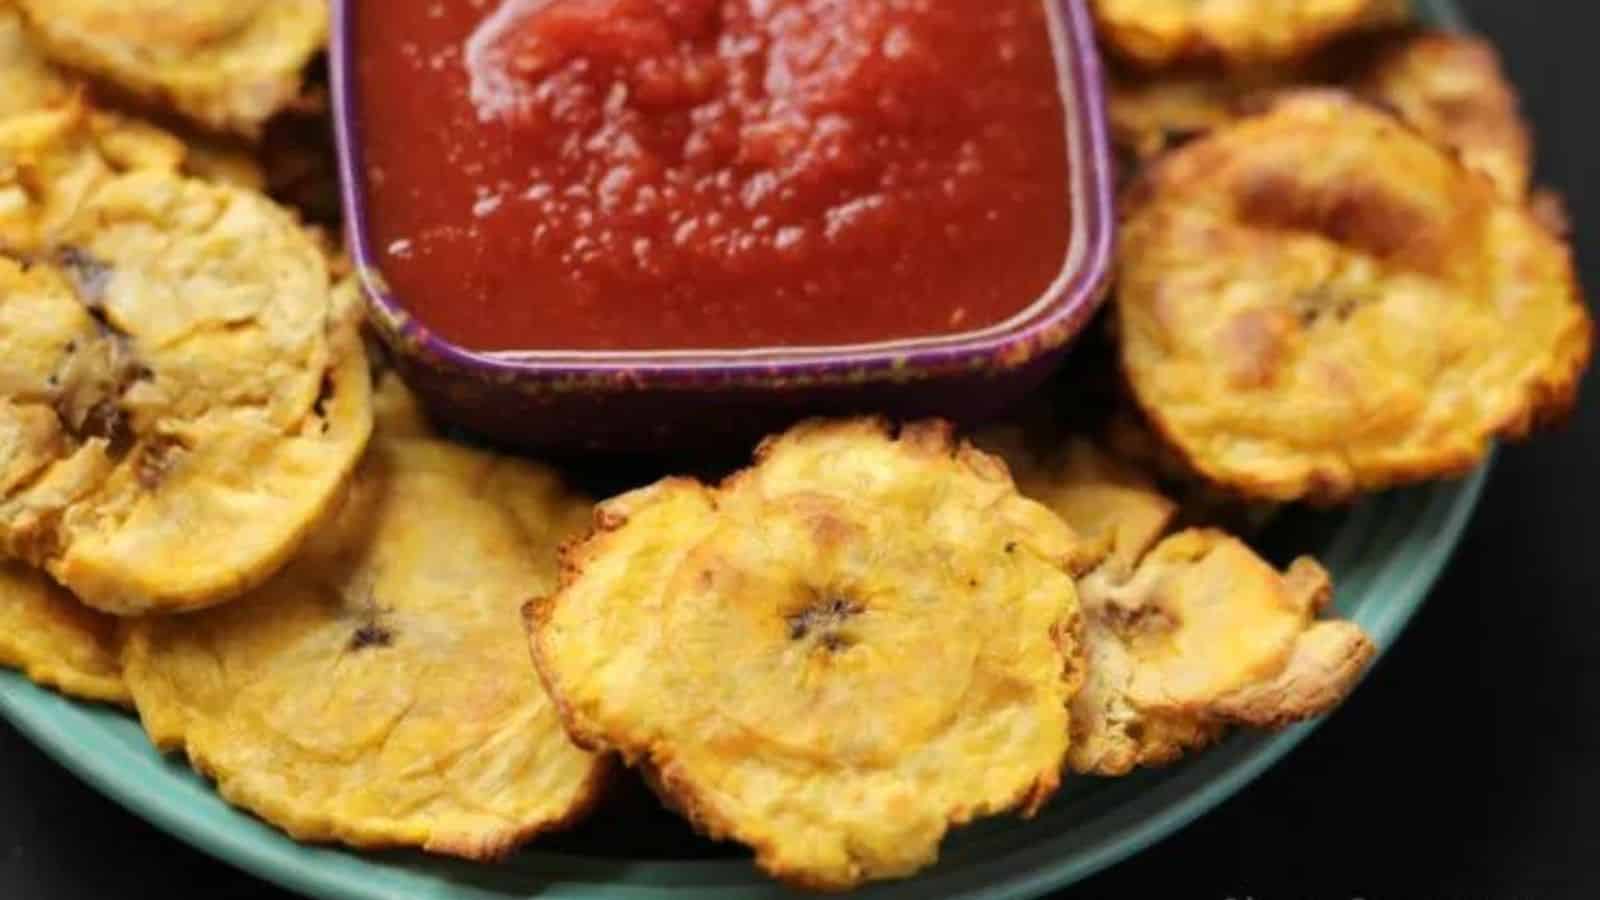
[331,0,1115,453]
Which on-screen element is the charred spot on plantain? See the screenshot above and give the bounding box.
[1294,285,1364,327]
[83,401,134,459]
[1102,599,1178,637]
[310,373,337,433]
[349,622,394,651]
[819,633,853,652]
[787,592,864,651]
[136,435,189,490]
[47,332,151,458]
[53,393,134,459]
[337,579,395,652]
[313,373,335,419]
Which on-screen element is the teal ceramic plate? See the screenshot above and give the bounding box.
[1,1,1476,897]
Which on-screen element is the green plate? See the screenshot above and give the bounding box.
[0,1,1477,897]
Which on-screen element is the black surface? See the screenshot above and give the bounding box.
[5,2,1598,898]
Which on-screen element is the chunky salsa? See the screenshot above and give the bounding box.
[357,0,1072,352]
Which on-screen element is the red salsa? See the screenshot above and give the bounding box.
[357,0,1071,351]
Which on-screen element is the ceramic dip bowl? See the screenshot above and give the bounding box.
[331,0,1115,454]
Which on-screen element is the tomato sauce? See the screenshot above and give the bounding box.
[357,0,1071,352]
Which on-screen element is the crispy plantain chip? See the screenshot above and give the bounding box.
[981,434,1374,775]
[1105,28,1391,168]
[1072,530,1373,774]
[0,101,170,253]
[1096,406,1284,536]
[1357,31,1533,199]
[0,560,126,704]
[8,2,268,190]
[1109,66,1291,166]
[122,418,603,860]
[1117,91,1592,503]
[1093,0,1408,69]
[0,170,372,614]
[0,21,266,251]
[530,418,1089,891]
[14,0,327,138]
[979,427,1177,578]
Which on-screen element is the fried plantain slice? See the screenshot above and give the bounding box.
[1098,405,1283,536]
[1357,32,1532,199]
[1072,530,1373,774]
[0,560,127,704]
[14,0,327,138]
[0,170,372,614]
[1092,0,1408,69]
[530,418,1089,891]
[1109,66,1289,166]
[1117,91,1593,503]
[1,6,265,191]
[979,427,1176,577]
[0,95,254,259]
[1106,30,1388,167]
[980,434,1373,775]
[122,422,603,859]
[0,91,205,254]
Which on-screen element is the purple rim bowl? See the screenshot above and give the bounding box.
[331,0,1116,454]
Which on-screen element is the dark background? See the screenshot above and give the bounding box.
[4,2,1596,898]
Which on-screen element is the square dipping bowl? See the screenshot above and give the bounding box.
[331,0,1115,455]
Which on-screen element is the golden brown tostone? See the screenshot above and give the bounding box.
[0,169,372,614]
[1117,91,1591,503]
[979,431,1376,775]
[121,392,603,859]
[1093,0,1408,69]
[0,560,127,704]
[1357,31,1534,199]
[530,418,1091,891]
[15,0,327,137]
